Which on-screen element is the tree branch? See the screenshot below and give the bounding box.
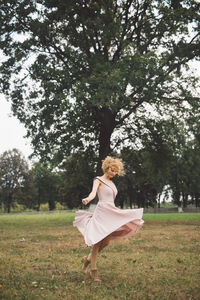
[161,96,200,102]
[112,0,134,61]
[115,97,145,127]
[111,135,131,151]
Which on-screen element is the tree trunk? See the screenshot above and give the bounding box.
[117,191,124,209]
[96,107,116,174]
[37,186,41,211]
[182,193,188,208]
[127,187,133,208]
[48,197,55,211]
[126,177,134,209]
[195,193,200,207]
[158,193,161,208]
[7,193,12,213]
[137,192,145,208]
[173,188,181,207]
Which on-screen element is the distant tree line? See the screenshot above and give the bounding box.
[1,119,200,213]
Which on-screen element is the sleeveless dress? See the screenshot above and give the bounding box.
[73,176,144,247]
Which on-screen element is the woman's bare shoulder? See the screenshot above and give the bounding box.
[93,177,102,186]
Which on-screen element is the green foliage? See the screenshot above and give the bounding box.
[17,168,38,210]
[0,0,199,169]
[119,115,200,208]
[32,162,62,210]
[0,149,29,213]
[59,152,95,209]
[0,154,64,212]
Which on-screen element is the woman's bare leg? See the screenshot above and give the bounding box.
[89,241,102,282]
[90,241,101,269]
[87,252,91,261]
[88,235,112,258]
[82,235,112,273]
[99,235,112,252]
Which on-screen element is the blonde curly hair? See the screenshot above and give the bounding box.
[101,156,124,176]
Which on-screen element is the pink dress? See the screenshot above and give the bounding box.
[73,176,144,247]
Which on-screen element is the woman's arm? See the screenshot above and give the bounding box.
[82,179,100,205]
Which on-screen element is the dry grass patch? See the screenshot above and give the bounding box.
[0,213,199,300]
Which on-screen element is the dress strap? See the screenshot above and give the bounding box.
[94,176,107,184]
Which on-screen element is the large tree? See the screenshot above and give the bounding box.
[0,0,200,172]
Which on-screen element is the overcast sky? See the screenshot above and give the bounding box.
[0,94,33,160]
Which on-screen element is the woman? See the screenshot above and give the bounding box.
[73,156,144,282]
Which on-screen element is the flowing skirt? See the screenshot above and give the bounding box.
[73,202,144,247]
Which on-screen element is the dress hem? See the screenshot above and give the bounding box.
[75,210,144,247]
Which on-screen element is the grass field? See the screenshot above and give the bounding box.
[0,213,200,300]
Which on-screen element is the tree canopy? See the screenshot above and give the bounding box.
[0,0,200,171]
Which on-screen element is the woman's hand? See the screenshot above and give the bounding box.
[82,198,90,205]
